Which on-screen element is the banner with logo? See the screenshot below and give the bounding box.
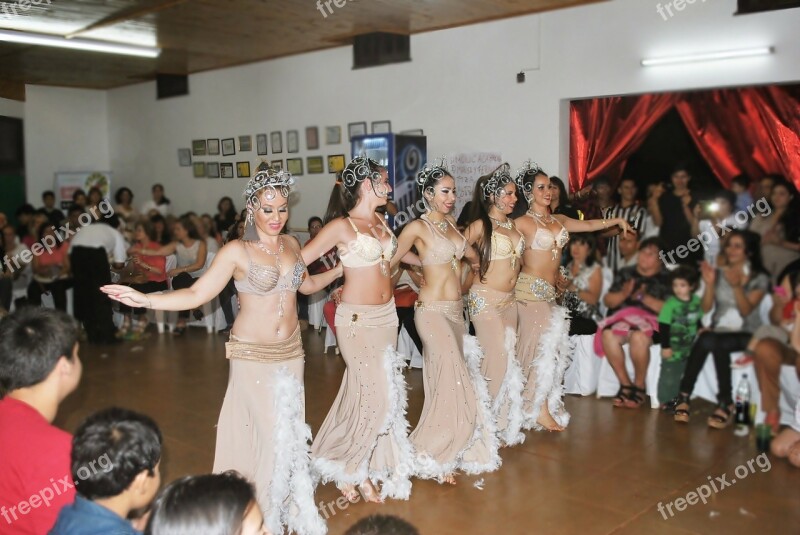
[54,171,112,210]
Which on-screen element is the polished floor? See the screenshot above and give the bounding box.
[55,327,799,535]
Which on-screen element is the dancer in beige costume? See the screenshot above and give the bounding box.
[394,161,500,484]
[103,163,339,535]
[513,162,631,431]
[302,157,418,503]
[464,164,527,447]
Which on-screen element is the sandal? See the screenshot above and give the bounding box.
[707,403,734,429]
[622,386,646,409]
[613,385,635,408]
[673,394,691,423]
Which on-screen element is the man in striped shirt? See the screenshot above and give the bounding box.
[602,177,649,273]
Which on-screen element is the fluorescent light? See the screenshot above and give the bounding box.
[0,29,160,58]
[641,47,773,67]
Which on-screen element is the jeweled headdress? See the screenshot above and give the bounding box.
[513,159,544,200]
[482,163,513,200]
[341,156,383,188]
[416,158,449,193]
[243,162,295,209]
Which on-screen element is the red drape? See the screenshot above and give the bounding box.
[568,93,680,192]
[677,86,800,188]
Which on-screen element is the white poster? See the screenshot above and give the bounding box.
[54,171,113,209]
[448,152,503,221]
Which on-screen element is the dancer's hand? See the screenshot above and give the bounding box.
[101,284,151,308]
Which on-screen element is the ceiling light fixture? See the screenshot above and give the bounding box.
[641,46,773,67]
[0,29,161,58]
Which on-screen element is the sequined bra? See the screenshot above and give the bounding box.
[419,215,467,271]
[528,213,569,260]
[338,216,398,269]
[490,226,525,269]
[234,243,305,297]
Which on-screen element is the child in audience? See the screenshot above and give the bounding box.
[658,266,702,408]
[50,407,163,534]
[344,514,420,535]
[731,174,754,212]
[0,308,82,534]
[144,472,267,535]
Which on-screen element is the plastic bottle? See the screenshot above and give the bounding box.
[734,375,751,436]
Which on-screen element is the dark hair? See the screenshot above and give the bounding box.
[593,175,612,189]
[15,203,35,217]
[762,173,784,183]
[671,162,691,176]
[725,229,767,276]
[715,190,737,210]
[144,472,255,535]
[470,166,515,282]
[669,264,699,288]
[325,159,387,221]
[638,237,662,252]
[771,177,800,242]
[731,174,750,189]
[36,221,56,242]
[152,184,171,206]
[115,187,134,205]
[87,187,104,203]
[42,190,55,199]
[72,189,87,203]
[176,215,200,241]
[136,220,157,243]
[71,408,162,500]
[308,216,323,229]
[417,165,453,208]
[68,205,85,217]
[344,514,420,535]
[568,233,598,267]
[149,214,172,245]
[217,197,236,218]
[0,308,80,396]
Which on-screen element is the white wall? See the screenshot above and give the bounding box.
[27,0,800,227]
[0,97,24,119]
[24,86,109,203]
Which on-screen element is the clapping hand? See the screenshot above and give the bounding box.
[722,264,748,288]
[700,261,716,286]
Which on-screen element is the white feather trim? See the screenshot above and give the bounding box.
[493,327,526,446]
[268,367,327,535]
[523,305,573,431]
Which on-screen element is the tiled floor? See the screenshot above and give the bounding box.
[55,328,800,535]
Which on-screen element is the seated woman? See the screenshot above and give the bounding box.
[27,223,72,311]
[749,178,800,281]
[117,221,168,339]
[673,230,770,428]
[562,233,603,336]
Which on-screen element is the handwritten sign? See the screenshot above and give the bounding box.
[448,152,504,220]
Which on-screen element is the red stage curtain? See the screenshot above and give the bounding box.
[676,86,800,189]
[568,93,680,192]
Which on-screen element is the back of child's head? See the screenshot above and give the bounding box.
[72,407,162,500]
[145,472,256,535]
[669,264,699,289]
[0,307,80,396]
[345,514,420,535]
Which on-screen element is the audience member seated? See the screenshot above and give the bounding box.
[298,216,324,325]
[602,177,649,273]
[730,174,754,213]
[27,223,72,311]
[136,215,207,336]
[140,184,171,218]
[116,221,168,339]
[50,407,162,535]
[771,398,800,469]
[691,190,745,265]
[69,214,127,345]
[562,233,602,336]
[605,227,639,274]
[749,177,800,281]
[115,187,139,240]
[657,266,702,409]
[86,187,105,212]
[201,214,223,248]
[214,196,238,240]
[144,472,265,535]
[393,264,423,354]
[1,223,32,300]
[217,219,245,333]
[344,514,420,535]
[66,205,85,236]
[575,175,613,225]
[189,213,219,254]
[547,175,581,220]
[0,308,82,534]
[41,190,65,228]
[753,271,800,433]
[673,230,769,428]
[641,184,661,239]
[755,174,777,206]
[149,214,172,246]
[597,237,670,408]
[649,164,700,266]
[71,189,88,210]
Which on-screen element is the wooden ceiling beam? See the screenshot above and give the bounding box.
[64,0,190,39]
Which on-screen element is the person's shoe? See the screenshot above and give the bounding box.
[218,325,233,335]
[192,309,204,321]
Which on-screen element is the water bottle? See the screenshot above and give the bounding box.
[734,375,751,436]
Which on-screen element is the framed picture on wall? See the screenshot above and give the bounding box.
[270,160,283,171]
[327,154,345,173]
[192,139,206,156]
[256,134,268,155]
[222,138,236,156]
[325,125,341,145]
[270,131,282,153]
[287,130,299,153]
[400,129,424,135]
[206,162,220,178]
[305,126,319,150]
[348,122,367,140]
[239,135,252,152]
[307,156,324,174]
[178,148,191,167]
[236,161,251,178]
[371,120,391,134]
[193,162,206,178]
[207,138,220,155]
[220,162,234,178]
[286,158,303,176]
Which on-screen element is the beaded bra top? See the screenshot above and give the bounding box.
[419,215,467,270]
[338,216,397,269]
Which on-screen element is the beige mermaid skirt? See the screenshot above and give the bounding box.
[410,299,500,480]
[468,284,526,447]
[310,299,415,500]
[214,327,325,535]
[515,273,572,431]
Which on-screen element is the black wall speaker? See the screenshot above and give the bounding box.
[353,33,410,69]
[156,74,189,99]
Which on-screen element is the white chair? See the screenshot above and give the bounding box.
[167,252,219,333]
[564,334,603,396]
[308,289,327,331]
[154,255,177,333]
[596,343,663,408]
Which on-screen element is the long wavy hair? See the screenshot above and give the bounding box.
[470,164,514,282]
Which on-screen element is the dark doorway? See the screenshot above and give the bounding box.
[0,116,26,227]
